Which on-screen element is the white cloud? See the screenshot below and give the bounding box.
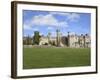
[23,12,80,31]
[31,14,68,27]
[24,12,79,30]
[23,24,32,30]
[23,23,39,32]
[50,12,80,22]
[33,27,39,31]
[58,22,68,28]
[67,13,80,22]
[32,14,57,26]
[47,27,53,30]
[50,12,70,16]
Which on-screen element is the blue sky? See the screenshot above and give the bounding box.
[23,10,91,37]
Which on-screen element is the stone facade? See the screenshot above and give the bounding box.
[67,34,90,48]
[39,36,49,45]
[39,33,91,48]
[23,32,91,48]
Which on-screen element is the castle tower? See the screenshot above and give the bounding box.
[84,34,90,48]
[48,32,51,44]
[67,32,70,47]
[56,29,60,46]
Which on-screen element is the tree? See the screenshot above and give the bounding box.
[27,36,30,45]
[33,31,40,45]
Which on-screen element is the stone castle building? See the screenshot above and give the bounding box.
[39,32,90,48]
[23,31,91,48]
[67,33,90,48]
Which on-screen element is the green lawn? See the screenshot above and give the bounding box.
[23,47,91,69]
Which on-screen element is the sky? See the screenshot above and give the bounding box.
[23,10,91,37]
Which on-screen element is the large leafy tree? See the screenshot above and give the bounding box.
[33,31,40,45]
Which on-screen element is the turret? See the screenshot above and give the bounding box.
[67,32,70,47]
[56,29,60,46]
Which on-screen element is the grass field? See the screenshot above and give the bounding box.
[23,47,91,69]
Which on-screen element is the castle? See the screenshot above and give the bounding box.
[39,32,90,48]
[23,30,91,48]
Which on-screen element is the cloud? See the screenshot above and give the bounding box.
[32,14,57,26]
[23,12,79,31]
[31,14,68,27]
[23,11,80,37]
[50,12,70,16]
[50,12,80,22]
[32,27,39,31]
[23,23,39,32]
[58,22,68,28]
[23,24,32,30]
[67,13,80,22]
[47,27,54,30]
